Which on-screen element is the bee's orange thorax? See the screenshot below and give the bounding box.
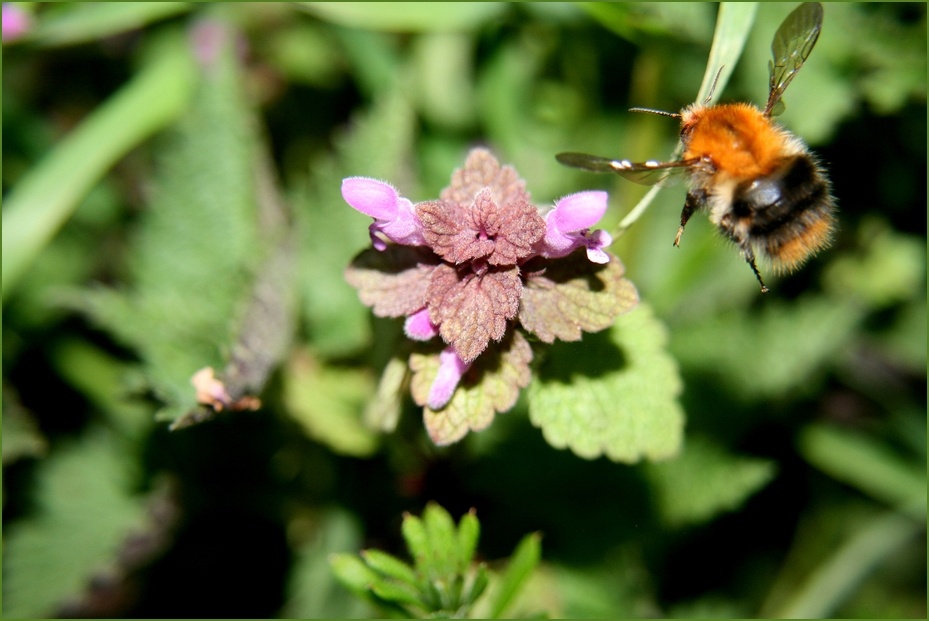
[681,103,786,179]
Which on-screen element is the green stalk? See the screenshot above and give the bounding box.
[769,506,924,618]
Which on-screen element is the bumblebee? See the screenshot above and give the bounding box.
[558,2,836,292]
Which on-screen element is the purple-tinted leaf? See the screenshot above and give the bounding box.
[440,148,530,211]
[426,264,522,363]
[416,198,490,264]
[345,245,440,318]
[518,251,638,343]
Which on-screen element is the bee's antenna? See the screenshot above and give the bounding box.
[628,107,681,118]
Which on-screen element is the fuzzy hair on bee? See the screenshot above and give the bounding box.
[557,2,837,293]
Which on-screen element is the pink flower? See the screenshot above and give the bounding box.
[344,149,637,438]
[536,191,613,263]
[428,347,471,409]
[404,308,439,341]
[342,177,426,251]
[2,3,31,42]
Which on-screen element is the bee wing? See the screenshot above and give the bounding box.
[764,2,823,117]
[556,152,696,187]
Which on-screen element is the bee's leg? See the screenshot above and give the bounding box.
[674,190,705,247]
[741,243,769,293]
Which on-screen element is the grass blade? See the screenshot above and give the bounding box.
[2,36,195,301]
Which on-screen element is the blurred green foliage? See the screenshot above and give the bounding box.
[2,2,925,618]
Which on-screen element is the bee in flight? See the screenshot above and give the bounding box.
[557,2,836,293]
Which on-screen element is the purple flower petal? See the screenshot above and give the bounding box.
[2,3,31,42]
[343,177,426,249]
[551,191,608,232]
[428,347,471,409]
[536,191,612,261]
[585,229,612,264]
[342,177,401,220]
[404,308,439,341]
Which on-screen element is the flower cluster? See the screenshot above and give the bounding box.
[343,149,637,444]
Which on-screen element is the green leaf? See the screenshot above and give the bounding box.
[68,25,275,423]
[518,253,639,344]
[362,549,418,588]
[364,354,410,433]
[282,349,380,457]
[299,2,507,32]
[48,339,151,439]
[694,3,758,105]
[644,435,777,527]
[28,2,190,47]
[1,389,48,465]
[529,303,684,462]
[461,564,490,607]
[370,580,424,609]
[329,553,383,594]
[422,502,459,578]
[400,511,430,571]
[489,532,542,619]
[456,510,481,573]
[670,295,863,401]
[411,33,478,129]
[577,3,715,44]
[410,331,533,446]
[823,217,926,308]
[299,87,416,357]
[2,428,147,618]
[2,35,196,301]
[799,424,926,518]
[329,550,424,619]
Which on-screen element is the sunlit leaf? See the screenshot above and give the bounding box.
[695,3,758,106]
[362,549,419,587]
[456,510,481,574]
[529,303,684,463]
[282,349,379,457]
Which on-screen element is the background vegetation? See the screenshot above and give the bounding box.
[3,2,925,618]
